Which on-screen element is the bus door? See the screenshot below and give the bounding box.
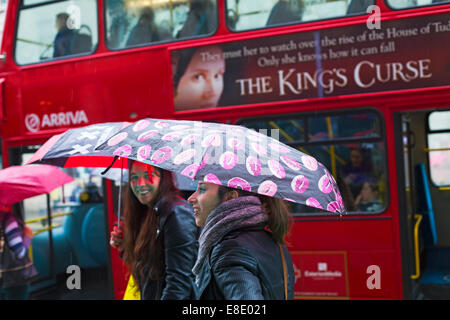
[396,110,450,300]
[7,144,114,299]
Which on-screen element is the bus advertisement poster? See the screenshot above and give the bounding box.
[291,251,349,299]
[171,12,450,112]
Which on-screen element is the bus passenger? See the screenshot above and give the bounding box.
[188,182,295,299]
[336,175,356,212]
[126,7,160,46]
[346,0,374,14]
[107,0,130,49]
[172,45,225,111]
[339,147,374,199]
[109,160,198,300]
[176,0,216,39]
[53,13,74,57]
[355,182,383,212]
[266,0,303,26]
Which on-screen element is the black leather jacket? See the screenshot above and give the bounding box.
[139,197,199,300]
[195,226,294,300]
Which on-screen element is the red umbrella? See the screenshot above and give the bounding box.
[0,164,74,206]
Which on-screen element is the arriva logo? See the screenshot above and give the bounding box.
[25,110,89,132]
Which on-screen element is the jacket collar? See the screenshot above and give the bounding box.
[153,196,186,239]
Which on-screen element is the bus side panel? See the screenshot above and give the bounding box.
[289,218,394,250]
[13,48,173,138]
[289,218,400,298]
[347,250,398,299]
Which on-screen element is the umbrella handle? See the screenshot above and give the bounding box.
[117,157,124,227]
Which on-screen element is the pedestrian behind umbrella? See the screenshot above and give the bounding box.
[0,206,37,300]
[109,160,199,300]
[188,182,295,300]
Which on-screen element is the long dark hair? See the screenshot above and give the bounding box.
[172,47,198,93]
[122,160,180,287]
[217,186,292,245]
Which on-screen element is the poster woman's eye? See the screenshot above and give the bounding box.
[193,73,205,81]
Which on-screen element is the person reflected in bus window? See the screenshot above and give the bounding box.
[188,182,294,299]
[336,175,356,212]
[53,12,74,57]
[355,182,383,212]
[172,45,225,111]
[266,0,303,26]
[339,147,374,198]
[126,7,160,47]
[109,160,198,300]
[176,0,216,39]
[107,0,130,49]
[346,0,374,14]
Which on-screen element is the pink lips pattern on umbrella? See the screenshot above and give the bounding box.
[98,119,345,214]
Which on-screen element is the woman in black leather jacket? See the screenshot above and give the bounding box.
[188,182,295,300]
[110,160,199,299]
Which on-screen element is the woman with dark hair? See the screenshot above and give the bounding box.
[172,45,225,111]
[188,182,295,300]
[339,147,374,199]
[110,160,198,300]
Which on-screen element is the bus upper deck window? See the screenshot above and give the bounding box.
[15,0,98,65]
[387,0,449,10]
[0,1,8,49]
[105,0,218,50]
[226,0,375,32]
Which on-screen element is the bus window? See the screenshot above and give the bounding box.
[242,118,305,144]
[307,112,381,142]
[226,0,375,31]
[105,0,218,50]
[15,0,98,65]
[238,110,387,215]
[427,110,450,186]
[0,0,8,48]
[387,0,450,10]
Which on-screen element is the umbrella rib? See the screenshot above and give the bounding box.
[101,156,119,175]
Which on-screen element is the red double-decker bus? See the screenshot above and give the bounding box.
[1,0,449,300]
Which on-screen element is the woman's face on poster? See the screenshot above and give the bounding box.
[175,46,225,110]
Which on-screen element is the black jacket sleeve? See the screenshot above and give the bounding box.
[210,241,264,300]
[160,204,199,300]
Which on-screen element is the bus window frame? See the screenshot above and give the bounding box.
[224,0,376,33]
[385,0,450,11]
[426,109,450,188]
[102,0,220,52]
[235,107,389,217]
[13,0,99,66]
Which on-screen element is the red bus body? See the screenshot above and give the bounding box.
[1,0,449,299]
